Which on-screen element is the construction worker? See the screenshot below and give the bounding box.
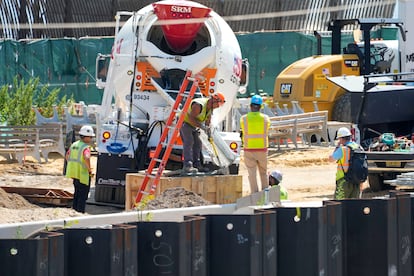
[268,170,288,200]
[329,127,361,199]
[65,125,95,213]
[180,93,226,173]
[240,95,270,193]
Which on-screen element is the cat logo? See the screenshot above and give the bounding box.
[280,83,292,97]
[344,59,359,67]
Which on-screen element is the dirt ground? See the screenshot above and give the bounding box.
[0,144,390,224]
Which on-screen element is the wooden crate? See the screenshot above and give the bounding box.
[125,173,243,210]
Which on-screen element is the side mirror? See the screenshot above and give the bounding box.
[239,59,249,94]
[96,53,111,89]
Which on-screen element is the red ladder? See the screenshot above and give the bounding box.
[133,70,201,206]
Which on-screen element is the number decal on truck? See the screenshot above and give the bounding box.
[133,94,150,101]
[127,94,150,101]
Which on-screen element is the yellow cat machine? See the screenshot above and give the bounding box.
[274,18,405,124]
[275,16,414,191]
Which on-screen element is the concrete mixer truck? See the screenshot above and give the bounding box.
[93,0,249,204]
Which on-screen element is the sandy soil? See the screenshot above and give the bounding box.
[0,144,388,224]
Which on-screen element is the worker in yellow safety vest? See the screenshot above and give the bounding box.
[268,170,288,200]
[181,93,226,173]
[329,127,361,199]
[240,95,270,193]
[65,125,95,213]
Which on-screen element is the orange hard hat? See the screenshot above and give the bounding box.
[212,92,225,104]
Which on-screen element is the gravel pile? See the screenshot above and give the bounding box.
[0,188,38,209]
[144,187,212,210]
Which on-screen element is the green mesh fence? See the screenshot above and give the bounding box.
[237,32,353,97]
[0,33,353,104]
[0,38,113,105]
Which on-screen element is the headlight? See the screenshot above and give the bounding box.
[103,131,111,139]
[229,142,238,151]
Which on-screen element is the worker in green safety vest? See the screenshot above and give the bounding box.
[65,125,95,213]
[268,170,288,200]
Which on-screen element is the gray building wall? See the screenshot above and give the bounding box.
[0,0,396,39]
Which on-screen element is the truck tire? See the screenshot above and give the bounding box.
[332,93,351,122]
[368,173,384,192]
[229,164,239,175]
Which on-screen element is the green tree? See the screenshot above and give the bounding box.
[6,78,37,125]
[0,76,66,125]
[0,85,10,123]
[34,84,61,118]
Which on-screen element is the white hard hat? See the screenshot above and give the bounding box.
[79,125,95,137]
[336,127,351,139]
[270,170,283,183]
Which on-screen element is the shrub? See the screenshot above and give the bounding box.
[0,77,73,125]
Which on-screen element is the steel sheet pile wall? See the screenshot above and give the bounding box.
[0,194,413,275]
[273,201,343,276]
[0,231,64,276]
[206,211,277,276]
[340,196,411,276]
[59,224,138,276]
[133,216,207,275]
[391,192,412,276]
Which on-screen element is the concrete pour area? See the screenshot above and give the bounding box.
[0,188,413,275]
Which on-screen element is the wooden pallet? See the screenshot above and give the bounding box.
[1,186,73,206]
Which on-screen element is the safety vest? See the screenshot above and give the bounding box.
[336,142,359,180]
[240,112,270,149]
[184,98,211,127]
[65,140,90,185]
[280,185,288,200]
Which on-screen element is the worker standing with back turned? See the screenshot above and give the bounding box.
[65,125,95,213]
[240,95,270,193]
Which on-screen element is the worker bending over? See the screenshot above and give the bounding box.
[180,93,226,173]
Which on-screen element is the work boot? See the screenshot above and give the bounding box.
[183,162,198,173]
[193,162,209,173]
[183,166,198,173]
[196,166,210,173]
